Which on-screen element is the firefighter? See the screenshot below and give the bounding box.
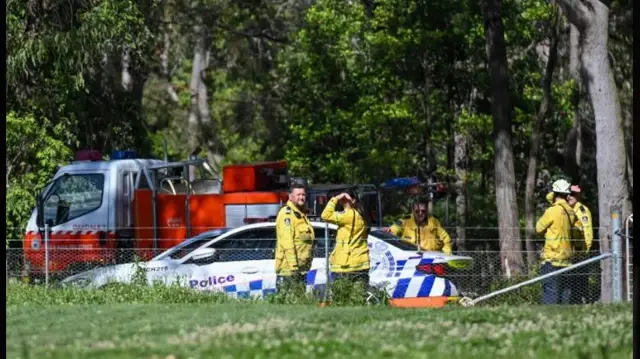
[383,198,452,254]
[320,189,371,291]
[536,179,582,305]
[567,184,594,304]
[275,181,315,291]
[567,185,593,253]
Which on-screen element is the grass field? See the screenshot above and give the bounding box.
[6,283,633,359]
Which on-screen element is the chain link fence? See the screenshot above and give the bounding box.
[5,220,630,306]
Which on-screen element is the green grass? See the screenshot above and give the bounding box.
[5,283,633,359]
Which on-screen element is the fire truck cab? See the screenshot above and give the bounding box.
[23,149,290,280]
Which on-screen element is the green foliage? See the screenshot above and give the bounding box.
[6,112,72,244]
[131,256,148,286]
[329,278,391,306]
[6,281,233,306]
[265,279,319,305]
[4,0,633,268]
[481,264,543,306]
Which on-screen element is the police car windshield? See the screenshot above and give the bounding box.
[370,230,421,251]
[155,229,229,260]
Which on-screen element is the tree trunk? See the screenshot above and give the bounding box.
[524,9,561,270]
[623,104,632,198]
[121,50,133,92]
[187,20,212,151]
[483,0,524,278]
[454,87,476,252]
[569,24,584,175]
[454,131,468,251]
[161,1,179,103]
[563,23,582,181]
[580,3,631,304]
[554,0,633,303]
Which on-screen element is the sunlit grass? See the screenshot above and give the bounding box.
[6,282,632,359]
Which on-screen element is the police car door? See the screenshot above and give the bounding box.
[178,227,276,298]
[308,225,336,293]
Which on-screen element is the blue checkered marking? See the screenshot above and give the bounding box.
[394,260,407,277]
[306,269,317,285]
[443,279,451,296]
[221,280,277,298]
[385,252,396,278]
[417,276,435,297]
[249,280,262,291]
[392,278,411,298]
[391,276,437,298]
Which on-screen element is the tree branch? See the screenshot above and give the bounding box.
[507,39,538,64]
[212,23,289,44]
[551,0,591,30]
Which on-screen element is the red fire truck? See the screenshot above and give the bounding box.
[23,149,291,279]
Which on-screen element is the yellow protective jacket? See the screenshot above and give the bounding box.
[573,201,593,252]
[275,201,315,276]
[545,192,593,252]
[536,198,582,267]
[390,215,452,254]
[320,197,370,273]
[545,192,555,205]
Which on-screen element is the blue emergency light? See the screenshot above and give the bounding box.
[380,177,420,188]
[111,150,137,160]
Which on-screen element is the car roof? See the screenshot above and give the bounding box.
[219,221,337,233]
[160,221,473,264]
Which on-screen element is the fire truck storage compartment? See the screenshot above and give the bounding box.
[133,189,288,259]
[222,192,289,228]
[222,161,288,193]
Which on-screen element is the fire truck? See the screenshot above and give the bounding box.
[23,149,448,281]
[23,149,291,280]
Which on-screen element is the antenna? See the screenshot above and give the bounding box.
[163,137,168,162]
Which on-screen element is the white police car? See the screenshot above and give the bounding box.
[61,222,473,304]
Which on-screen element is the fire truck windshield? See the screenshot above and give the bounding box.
[42,173,105,226]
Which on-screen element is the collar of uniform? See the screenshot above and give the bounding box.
[554,198,571,208]
[410,215,430,227]
[286,200,305,216]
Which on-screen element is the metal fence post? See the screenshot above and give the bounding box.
[625,214,633,302]
[323,222,330,304]
[44,223,50,288]
[611,208,622,302]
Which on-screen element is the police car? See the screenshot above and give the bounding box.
[60,222,473,304]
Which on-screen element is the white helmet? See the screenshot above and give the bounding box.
[551,179,571,194]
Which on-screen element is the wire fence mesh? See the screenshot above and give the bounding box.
[5,222,631,306]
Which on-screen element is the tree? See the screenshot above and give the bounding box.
[524,7,561,268]
[552,0,632,302]
[483,0,524,277]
